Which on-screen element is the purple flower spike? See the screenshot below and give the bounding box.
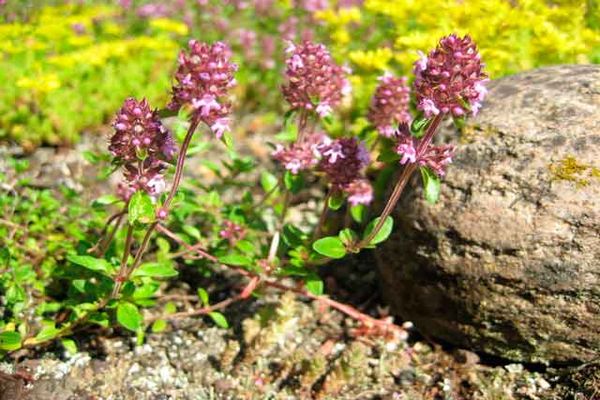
[368,73,411,137]
[282,41,350,117]
[318,138,369,187]
[170,40,237,137]
[110,98,175,200]
[413,34,488,118]
[110,98,174,164]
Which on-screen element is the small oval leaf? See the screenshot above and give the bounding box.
[312,236,347,259]
[363,216,394,246]
[116,302,143,332]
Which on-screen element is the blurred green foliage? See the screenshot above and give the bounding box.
[0,3,184,147]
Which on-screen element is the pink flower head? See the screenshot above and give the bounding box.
[170,40,237,137]
[318,138,370,187]
[282,41,349,118]
[220,220,246,245]
[296,0,329,12]
[413,34,487,117]
[395,135,418,165]
[110,98,175,200]
[419,144,456,177]
[368,72,411,137]
[120,158,168,198]
[137,3,171,18]
[393,123,456,177]
[272,133,327,174]
[344,179,373,206]
[110,98,175,164]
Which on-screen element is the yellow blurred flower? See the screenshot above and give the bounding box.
[149,18,189,36]
[349,48,393,71]
[16,73,61,94]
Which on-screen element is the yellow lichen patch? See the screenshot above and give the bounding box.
[549,156,600,187]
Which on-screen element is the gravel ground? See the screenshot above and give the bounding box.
[1,286,596,400]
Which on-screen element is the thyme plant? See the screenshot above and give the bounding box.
[0,33,487,354]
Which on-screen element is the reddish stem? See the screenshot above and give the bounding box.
[356,113,444,249]
[157,224,402,334]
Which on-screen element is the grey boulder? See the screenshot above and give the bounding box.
[376,65,600,364]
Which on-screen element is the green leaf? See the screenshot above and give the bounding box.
[363,216,394,246]
[92,194,121,208]
[88,312,110,328]
[116,302,143,332]
[151,320,167,333]
[132,262,178,278]
[282,224,306,247]
[283,171,304,194]
[197,288,209,306]
[260,171,279,193]
[312,236,347,259]
[275,111,298,142]
[338,228,358,246]
[164,302,177,314]
[377,147,401,163]
[182,225,201,241]
[305,276,324,296]
[235,239,255,254]
[410,116,430,138]
[218,254,252,267]
[67,255,114,275]
[350,205,367,223]
[35,325,60,343]
[0,331,21,351]
[220,131,234,150]
[0,247,9,266]
[128,191,155,225]
[420,166,441,204]
[328,192,345,210]
[61,339,78,355]
[208,312,229,329]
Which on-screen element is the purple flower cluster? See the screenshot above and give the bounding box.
[282,41,350,118]
[110,98,175,200]
[271,133,326,174]
[394,124,455,177]
[272,134,373,205]
[220,220,246,245]
[319,138,373,205]
[414,34,488,117]
[170,40,238,138]
[368,72,411,137]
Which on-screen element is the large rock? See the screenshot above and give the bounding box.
[376,65,600,364]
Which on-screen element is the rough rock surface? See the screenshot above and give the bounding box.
[376,65,600,364]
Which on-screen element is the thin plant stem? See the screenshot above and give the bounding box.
[163,117,201,210]
[312,187,333,240]
[356,114,444,249]
[88,208,126,255]
[95,212,125,256]
[111,223,135,298]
